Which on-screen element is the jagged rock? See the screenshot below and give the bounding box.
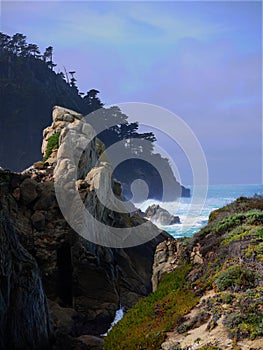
[20,177,38,204]
[33,182,57,210]
[12,187,20,201]
[31,210,46,231]
[0,106,171,345]
[48,299,77,335]
[152,238,181,291]
[144,204,180,226]
[43,106,98,180]
[0,214,52,349]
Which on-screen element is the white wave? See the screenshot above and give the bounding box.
[134,185,263,239]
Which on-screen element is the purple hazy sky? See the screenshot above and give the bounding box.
[1,0,262,185]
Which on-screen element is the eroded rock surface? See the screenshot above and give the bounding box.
[144,204,180,226]
[0,106,170,348]
[0,212,52,350]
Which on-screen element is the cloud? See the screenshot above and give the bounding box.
[1,0,261,184]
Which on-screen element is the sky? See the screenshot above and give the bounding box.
[0,0,262,185]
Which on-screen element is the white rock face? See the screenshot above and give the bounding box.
[42,106,99,178]
[41,106,163,248]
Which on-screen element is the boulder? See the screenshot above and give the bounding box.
[144,204,180,225]
[20,177,38,204]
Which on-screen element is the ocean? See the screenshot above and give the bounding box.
[136,184,263,239]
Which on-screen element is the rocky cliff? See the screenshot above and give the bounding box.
[0,212,52,350]
[0,106,170,349]
[104,196,263,350]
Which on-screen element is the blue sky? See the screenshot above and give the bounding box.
[1,0,262,185]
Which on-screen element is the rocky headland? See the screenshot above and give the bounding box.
[0,106,170,349]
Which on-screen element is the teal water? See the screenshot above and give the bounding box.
[137,184,263,239]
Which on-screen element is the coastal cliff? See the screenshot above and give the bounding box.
[0,106,169,349]
[0,45,190,201]
[104,196,263,350]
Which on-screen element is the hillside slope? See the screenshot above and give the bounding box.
[104,196,263,350]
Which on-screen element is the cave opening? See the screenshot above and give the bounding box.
[57,243,73,307]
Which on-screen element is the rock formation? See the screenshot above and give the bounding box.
[0,212,52,350]
[0,106,170,349]
[144,204,180,226]
[151,238,183,292]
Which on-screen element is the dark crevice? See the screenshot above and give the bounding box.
[56,243,73,307]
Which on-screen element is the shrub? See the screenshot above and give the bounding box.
[246,210,263,225]
[43,131,60,162]
[214,214,245,235]
[224,312,263,340]
[215,265,255,292]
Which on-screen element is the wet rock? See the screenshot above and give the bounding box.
[145,204,180,225]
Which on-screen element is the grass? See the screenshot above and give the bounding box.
[43,131,60,162]
[104,264,198,350]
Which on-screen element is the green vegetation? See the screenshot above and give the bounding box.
[43,132,60,162]
[104,264,198,350]
[199,210,263,240]
[187,201,263,343]
[222,225,261,245]
[223,287,263,341]
[214,265,255,292]
[245,242,263,261]
[105,199,263,348]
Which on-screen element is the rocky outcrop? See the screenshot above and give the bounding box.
[151,238,182,292]
[144,204,180,226]
[0,106,170,348]
[156,197,263,350]
[0,212,52,350]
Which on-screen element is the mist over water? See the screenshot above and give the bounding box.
[135,184,263,238]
